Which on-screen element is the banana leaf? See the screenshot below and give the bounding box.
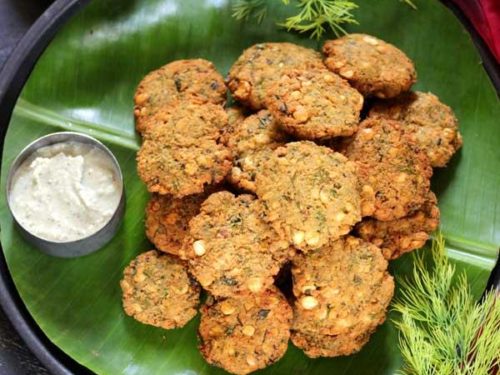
[0,0,498,374]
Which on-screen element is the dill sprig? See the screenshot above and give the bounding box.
[393,234,500,375]
[279,0,358,39]
[232,0,417,39]
[232,0,268,23]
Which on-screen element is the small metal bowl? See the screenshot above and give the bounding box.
[5,132,125,258]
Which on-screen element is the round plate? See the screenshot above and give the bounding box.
[0,0,498,374]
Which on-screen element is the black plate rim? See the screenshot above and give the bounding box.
[0,1,498,374]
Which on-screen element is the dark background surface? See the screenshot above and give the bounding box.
[0,2,51,374]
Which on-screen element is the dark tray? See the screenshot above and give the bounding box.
[0,0,498,374]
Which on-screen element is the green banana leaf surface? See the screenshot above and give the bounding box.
[1,0,499,374]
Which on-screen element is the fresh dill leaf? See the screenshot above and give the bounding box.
[232,0,417,39]
[393,234,500,375]
[279,0,359,39]
[232,0,268,23]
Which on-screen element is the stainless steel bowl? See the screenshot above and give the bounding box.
[5,132,125,258]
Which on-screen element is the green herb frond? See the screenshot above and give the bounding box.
[232,0,268,23]
[279,0,359,39]
[393,233,500,375]
[232,0,418,39]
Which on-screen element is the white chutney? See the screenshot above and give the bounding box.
[9,141,122,242]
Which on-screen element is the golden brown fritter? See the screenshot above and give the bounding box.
[136,102,232,197]
[291,236,394,339]
[220,105,249,149]
[255,141,362,252]
[227,43,324,110]
[221,105,248,144]
[199,287,292,375]
[340,118,432,221]
[226,110,288,192]
[226,105,248,128]
[182,191,293,297]
[369,91,462,167]
[229,149,276,193]
[134,59,226,134]
[323,34,416,98]
[225,110,287,157]
[145,190,215,257]
[316,139,377,217]
[120,250,200,329]
[266,68,363,139]
[357,192,440,259]
[126,47,460,366]
[291,330,372,358]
